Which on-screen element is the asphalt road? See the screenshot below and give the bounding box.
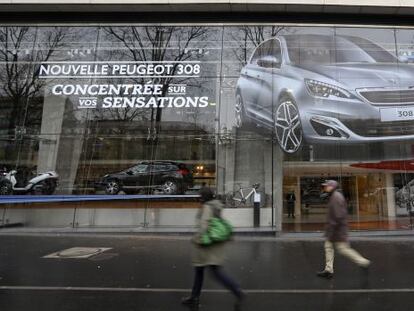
[0,234,413,311]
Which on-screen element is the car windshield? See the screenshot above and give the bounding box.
[285,35,396,64]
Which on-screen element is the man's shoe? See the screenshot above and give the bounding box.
[316,270,333,279]
[181,296,200,306]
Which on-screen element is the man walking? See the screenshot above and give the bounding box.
[317,180,371,279]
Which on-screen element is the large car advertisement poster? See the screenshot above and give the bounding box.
[232,26,414,162]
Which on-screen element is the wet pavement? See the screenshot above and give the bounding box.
[0,234,414,310]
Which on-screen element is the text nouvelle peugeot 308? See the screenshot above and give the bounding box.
[236,34,414,153]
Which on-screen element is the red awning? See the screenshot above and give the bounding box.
[350,160,414,171]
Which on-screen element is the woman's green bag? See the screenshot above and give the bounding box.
[200,217,233,246]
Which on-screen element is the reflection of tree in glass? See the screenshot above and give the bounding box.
[0,27,67,135]
[0,27,68,166]
[230,26,288,65]
[96,26,210,126]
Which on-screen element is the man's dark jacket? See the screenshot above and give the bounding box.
[325,190,349,242]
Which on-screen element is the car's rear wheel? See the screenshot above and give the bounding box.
[162,180,178,195]
[105,180,121,195]
[274,97,303,154]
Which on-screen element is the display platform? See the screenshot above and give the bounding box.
[0,195,201,209]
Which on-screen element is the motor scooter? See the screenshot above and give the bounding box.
[0,169,58,195]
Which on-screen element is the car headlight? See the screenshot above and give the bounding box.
[305,79,353,99]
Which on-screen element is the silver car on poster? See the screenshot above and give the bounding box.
[236,34,414,153]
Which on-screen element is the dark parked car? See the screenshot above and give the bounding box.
[236,34,414,154]
[97,161,193,195]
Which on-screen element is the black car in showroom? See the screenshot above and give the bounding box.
[97,161,193,195]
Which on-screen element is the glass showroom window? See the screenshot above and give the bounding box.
[1,24,414,231]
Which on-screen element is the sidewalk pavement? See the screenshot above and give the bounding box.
[0,233,413,311]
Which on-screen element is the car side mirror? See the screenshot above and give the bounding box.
[126,170,133,175]
[257,56,281,68]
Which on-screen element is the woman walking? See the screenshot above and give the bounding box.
[182,187,244,309]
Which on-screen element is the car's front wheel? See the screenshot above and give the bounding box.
[274,97,303,154]
[105,180,121,195]
[162,180,178,195]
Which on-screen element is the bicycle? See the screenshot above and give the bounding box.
[225,183,263,208]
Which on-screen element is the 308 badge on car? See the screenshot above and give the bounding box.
[380,107,414,122]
